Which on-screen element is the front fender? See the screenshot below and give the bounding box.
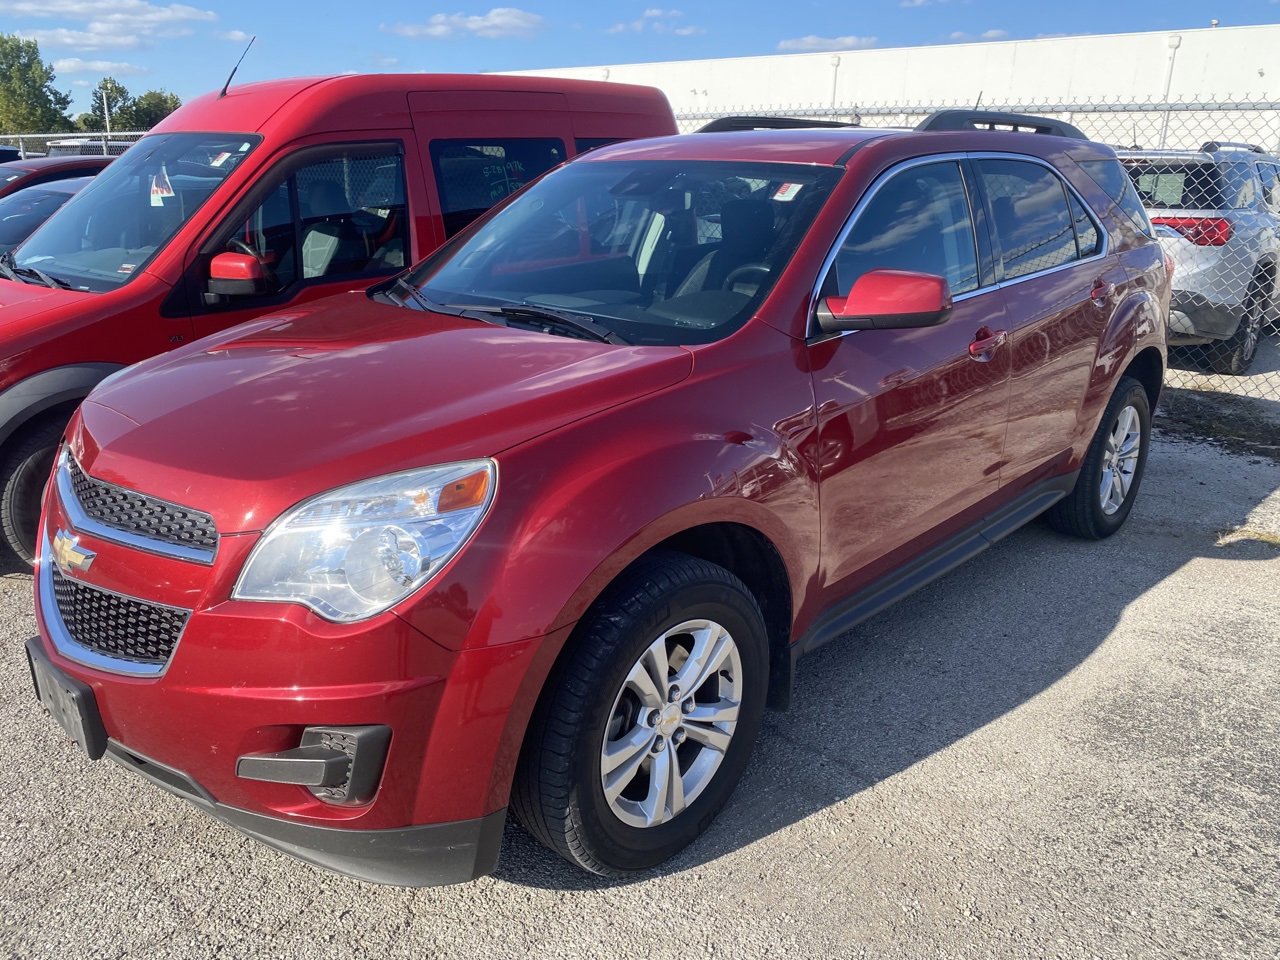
[395,341,821,653]
[0,362,125,448]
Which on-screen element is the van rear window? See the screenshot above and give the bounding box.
[430,138,565,237]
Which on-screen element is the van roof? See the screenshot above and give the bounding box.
[151,73,672,140]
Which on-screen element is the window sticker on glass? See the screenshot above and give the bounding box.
[149,165,174,206]
[209,151,232,167]
[772,183,804,202]
[117,263,136,274]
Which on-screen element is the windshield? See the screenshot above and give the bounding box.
[405,158,841,346]
[1122,160,1225,210]
[13,132,260,292]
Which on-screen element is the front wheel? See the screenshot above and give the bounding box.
[512,551,769,876]
[0,416,66,565]
[1045,375,1151,540]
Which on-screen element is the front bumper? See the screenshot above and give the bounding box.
[27,632,508,886]
[107,736,507,887]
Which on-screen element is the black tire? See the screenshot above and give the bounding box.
[1205,285,1266,376]
[0,415,65,565]
[1045,375,1151,540]
[511,550,769,877]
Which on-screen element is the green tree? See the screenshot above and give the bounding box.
[79,77,133,132]
[0,34,72,133]
[118,89,182,130]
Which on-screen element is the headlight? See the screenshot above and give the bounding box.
[233,460,496,622]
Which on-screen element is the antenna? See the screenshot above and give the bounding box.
[219,36,256,99]
[974,90,983,109]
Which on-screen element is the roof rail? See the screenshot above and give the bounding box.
[1199,140,1266,154]
[916,110,1088,141]
[697,116,857,133]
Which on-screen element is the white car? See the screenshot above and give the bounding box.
[1119,142,1280,374]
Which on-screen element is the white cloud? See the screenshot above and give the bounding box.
[948,29,1009,42]
[52,56,147,74]
[219,29,251,42]
[385,7,543,39]
[777,34,877,52]
[607,8,701,35]
[19,27,141,50]
[2,0,216,50]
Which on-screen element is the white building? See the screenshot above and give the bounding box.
[504,24,1279,114]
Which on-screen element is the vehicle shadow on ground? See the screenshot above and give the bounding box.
[491,451,1280,890]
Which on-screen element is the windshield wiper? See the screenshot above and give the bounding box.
[0,251,72,290]
[479,303,629,345]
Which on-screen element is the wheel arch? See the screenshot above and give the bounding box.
[0,363,125,452]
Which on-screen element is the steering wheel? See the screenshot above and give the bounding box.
[225,237,259,259]
[224,237,278,286]
[722,262,772,291]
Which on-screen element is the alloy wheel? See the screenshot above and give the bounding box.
[1099,404,1141,516]
[600,618,743,829]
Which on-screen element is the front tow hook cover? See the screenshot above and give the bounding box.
[236,724,391,806]
[236,744,351,787]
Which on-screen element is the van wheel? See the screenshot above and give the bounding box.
[512,551,768,876]
[1045,375,1151,540]
[0,416,65,565]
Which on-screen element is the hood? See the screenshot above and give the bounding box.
[0,276,92,327]
[76,292,692,534]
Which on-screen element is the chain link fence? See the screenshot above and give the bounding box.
[0,131,147,159]
[678,97,1280,439]
[2,102,1277,441]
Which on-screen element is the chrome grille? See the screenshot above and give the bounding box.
[65,455,218,555]
[50,567,189,666]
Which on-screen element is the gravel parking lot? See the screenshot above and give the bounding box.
[1,428,1277,960]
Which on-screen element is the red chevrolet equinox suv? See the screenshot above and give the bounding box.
[28,111,1168,886]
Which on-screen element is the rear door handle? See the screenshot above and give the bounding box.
[1090,279,1116,304]
[968,329,1007,361]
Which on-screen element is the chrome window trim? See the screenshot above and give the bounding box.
[807,150,1111,340]
[56,449,217,565]
[37,530,190,678]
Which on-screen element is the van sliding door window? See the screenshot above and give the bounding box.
[224,146,408,292]
[429,138,566,237]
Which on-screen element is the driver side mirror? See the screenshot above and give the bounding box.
[816,269,953,334]
[207,251,266,298]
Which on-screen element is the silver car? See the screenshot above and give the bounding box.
[1119,142,1279,374]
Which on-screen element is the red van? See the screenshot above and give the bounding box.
[0,74,675,562]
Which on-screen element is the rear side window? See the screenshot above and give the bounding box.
[1067,193,1101,258]
[575,138,621,153]
[827,160,979,296]
[430,138,566,237]
[977,159,1077,280]
[1083,158,1156,235]
[1259,162,1280,213]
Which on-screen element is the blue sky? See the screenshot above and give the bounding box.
[2,0,1278,114]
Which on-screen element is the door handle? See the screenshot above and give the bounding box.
[1090,279,1116,304]
[968,328,1007,361]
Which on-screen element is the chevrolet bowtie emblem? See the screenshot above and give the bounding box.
[51,529,95,577]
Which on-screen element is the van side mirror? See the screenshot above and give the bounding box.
[207,252,266,298]
[816,269,953,333]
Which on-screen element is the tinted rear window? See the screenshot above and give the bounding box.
[1122,161,1224,210]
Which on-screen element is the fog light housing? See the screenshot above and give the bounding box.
[236,724,391,806]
